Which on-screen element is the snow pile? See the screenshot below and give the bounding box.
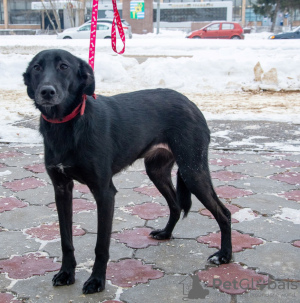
[274,208,300,224]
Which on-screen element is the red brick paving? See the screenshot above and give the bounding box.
[0,151,22,159]
[0,253,60,279]
[211,170,248,181]
[197,263,268,294]
[271,172,300,185]
[200,204,241,223]
[25,222,85,241]
[48,198,96,214]
[106,259,164,287]
[270,160,300,168]
[74,184,90,194]
[279,190,300,202]
[126,202,169,220]
[292,240,300,248]
[0,293,22,303]
[112,228,167,248]
[3,177,46,192]
[215,185,253,199]
[0,197,27,213]
[133,186,162,197]
[197,230,263,252]
[210,158,245,167]
[24,163,46,173]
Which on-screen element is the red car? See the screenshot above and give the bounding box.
[187,22,244,40]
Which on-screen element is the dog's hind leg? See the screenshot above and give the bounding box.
[145,150,181,240]
[177,150,232,265]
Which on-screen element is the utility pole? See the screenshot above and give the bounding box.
[156,0,160,34]
[3,0,8,29]
[241,0,246,28]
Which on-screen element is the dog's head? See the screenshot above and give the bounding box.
[23,49,95,112]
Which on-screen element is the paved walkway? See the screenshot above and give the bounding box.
[0,120,299,303]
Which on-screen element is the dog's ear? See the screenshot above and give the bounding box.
[23,71,35,99]
[78,59,95,96]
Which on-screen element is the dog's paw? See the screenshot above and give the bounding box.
[149,229,172,240]
[208,250,232,265]
[52,269,75,286]
[82,276,105,294]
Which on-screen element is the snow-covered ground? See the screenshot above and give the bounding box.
[0,30,299,144]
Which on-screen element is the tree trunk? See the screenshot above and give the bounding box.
[50,0,62,32]
[270,0,281,32]
[41,0,56,31]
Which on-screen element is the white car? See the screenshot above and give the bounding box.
[57,22,130,39]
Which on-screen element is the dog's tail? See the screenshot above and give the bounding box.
[177,171,192,218]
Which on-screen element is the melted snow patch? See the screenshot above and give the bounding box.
[274,208,300,224]
[232,208,259,222]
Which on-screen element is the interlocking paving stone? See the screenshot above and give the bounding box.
[235,242,300,280]
[125,202,169,220]
[209,158,245,167]
[115,188,151,207]
[215,185,253,199]
[270,172,300,185]
[133,185,162,197]
[24,162,46,173]
[0,197,27,213]
[0,252,60,279]
[200,203,241,223]
[10,270,118,303]
[25,222,85,241]
[135,239,215,274]
[0,205,56,230]
[48,198,97,214]
[234,193,300,215]
[107,259,164,287]
[197,230,264,252]
[211,170,248,181]
[197,263,268,295]
[0,166,33,182]
[120,274,232,303]
[234,216,300,242]
[280,190,300,202]
[0,231,40,259]
[112,227,168,248]
[269,159,300,168]
[147,212,219,239]
[3,177,46,192]
[293,240,300,248]
[0,293,23,303]
[113,171,151,189]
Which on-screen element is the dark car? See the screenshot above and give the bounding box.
[186,22,244,40]
[269,26,300,39]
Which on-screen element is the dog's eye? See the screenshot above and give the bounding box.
[59,63,69,70]
[33,65,41,71]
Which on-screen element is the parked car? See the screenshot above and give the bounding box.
[187,22,244,39]
[57,22,130,40]
[269,26,300,39]
[84,18,132,39]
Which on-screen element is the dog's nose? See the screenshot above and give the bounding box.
[40,85,56,99]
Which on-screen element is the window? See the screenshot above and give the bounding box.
[222,23,234,30]
[79,25,91,31]
[97,24,109,30]
[207,23,220,31]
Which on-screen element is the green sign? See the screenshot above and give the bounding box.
[130,1,145,19]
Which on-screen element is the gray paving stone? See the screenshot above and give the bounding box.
[120,274,232,303]
[234,216,300,243]
[135,239,216,274]
[115,188,151,207]
[235,242,300,280]
[0,273,10,291]
[234,193,300,215]
[238,282,300,303]
[113,171,151,189]
[229,163,286,178]
[0,205,56,230]
[0,167,33,182]
[147,212,219,239]
[0,231,40,259]
[73,207,146,233]
[10,270,118,303]
[228,177,296,195]
[43,234,133,263]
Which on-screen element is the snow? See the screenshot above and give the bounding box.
[274,208,300,224]
[0,30,299,144]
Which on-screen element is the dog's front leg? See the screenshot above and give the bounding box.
[82,181,116,294]
[49,170,76,287]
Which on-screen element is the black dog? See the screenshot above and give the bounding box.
[23,49,232,294]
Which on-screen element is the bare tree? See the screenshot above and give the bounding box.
[40,0,62,32]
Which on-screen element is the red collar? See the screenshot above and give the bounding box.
[41,94,96,124]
